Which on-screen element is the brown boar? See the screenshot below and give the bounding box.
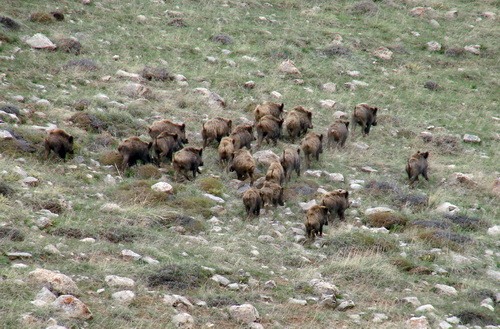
[256,115,284,147]
[300,132,324,169]
[260,181,284,207]
[202,117,232,148]
[172,146,204,181]
[152,131,181,164]
[406,151,429,186]
[148,119,188,144]
[229,148,255,184]
[118,136,153,169]
[327,120,349,149]
[218,136,235,167]
[254,102,284,122]
[321,189,350,223]
[44,129,74,161]
[230,123,255,150]
[304,205,329,240]
[280,148,301,182]
[351,103,378,136]
[265,161,285,186]
[242,187,263,219]
[284,106,313,141]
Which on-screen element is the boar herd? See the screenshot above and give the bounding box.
[43,101,430,241]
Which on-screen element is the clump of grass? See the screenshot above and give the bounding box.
[56,38,82,55]
[323,231,399,256]
[417,228,473,250]
[99,151,122,167]
[0,182,15,197]
[29,12,54,23]
[365,180,400,194]
[396,193,429,209]
[147,264,211,290]
[205,295,239,307]
[133,164,161,180]
[367,212,408,230]
[50,227,86,239]
[320,45,351,57]
[444,213,488,231]
[350,1,378,15]
[69,112,107,132]
[0,227,25,241]
[432,134,462,154]
[150,213,205,233]
[140,66,174,81]
[445,47,465,57]
[411,220,451,230]
[102,227,137,243]
[211,34,233,45]
[0,16,20,30]
[198,177,224,196]
[63,58,99,71]
[171,195,215,218]
[115,180,170,205]
[456,309,498,327]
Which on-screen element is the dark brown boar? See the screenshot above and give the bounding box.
[172,147,204,181]
[242,187,263,219]
[327,120,349,149]
[284,106,313,141]
[152,131,181,164]
[148,119,188,144]
[202,117,232,148]
[229,148,255,184]
[44,129,74,161]
[321,189,350,223]
[256,115,284,147]
[230,123,255,150]
[218,136,235,167]
[351,103,378,136]
[280,148,301,182]
[300,132,323,169]
[265,161,285,186]
[118,136,153,169]
[406,151,429,186]
[260,181,284,207]
[254,102,284,122]
[304,205,329,240]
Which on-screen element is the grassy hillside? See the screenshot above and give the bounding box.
[0,0,498,328]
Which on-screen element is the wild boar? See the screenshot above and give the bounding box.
[229,148,255,184]
[304,205,329,240]
[202,117,232,148]
[406,151,429,186]
[256,115,284,147]
[260,181,284,207]
[284,106,313,142]
[172,147,204,181]
[300,132,323,169]
[218,136,235,167]
[242,187,263,219]
[118,136,152,169]
[265,161,285,186]
[327,120,349,149]
[230,123,255,150]
[148,119,188,144]
[280,148,301,182]
[152,131,181,164]
[44,129,74,161]
[351,103,378,136]
[254,102,284,122]
[321,189,350,223]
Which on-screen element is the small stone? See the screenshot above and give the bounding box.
[0,130,14,140]
[319,99,336,109]
[361,166,377,173]
[270,91,282,99]
[100,203,123,213]
[211,274,230,286]
[445,10,458,19]
[350,183,363,190]
[429,19,440,28]
[482,12,496,20]
[80,238,95,243]
[310,279,340,295]
[446,316,460,324]
[43,244,61,255]
[151,182,173,193]
[28,269,80,295]
[353,142,369,150]
[399,297,421,307]
[373,313,388,323]
[407,316,430,329]
[112,290,135,305]
[31,287,57,307]
[464,45,480,55]
[206,56,217,63]
[163,294,193,310]
[142,256,160,265]
[332,111,348,119]
[288,298,307,305]
[463,134,481,143]
[203,193,224,203]
[373,47,393,60]
[415,304,435,313]
[434,284,457,296]
[257,235,274,243]
[410,7,432,17]
[365,207,394,216]
[326,172,345,182]
[426,41,441,51]
[115,70,141,80]
[435,202,460,215]
[105,275,135,288]
[171,313,194,329]
[299,200,317,211]
[322,83,337,93]
[252,150,280,167]
[244,81,255,89]
[278,59,301,75]
[21,177,39,187]
[52,295,92,320]
[121,249,141,261]
[487,225,500,236]
[25,33,56,50]
[337,300,355,311]
[228,304,260,324]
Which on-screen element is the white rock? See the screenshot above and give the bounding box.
[322,83,337,93]
[464,45,481,55]
[253,150,280,167]
[12,263,29,269]
[151,182,173,193]
[429,19,440,28]
[350,183,363,190]
[326,172,344,182]
[21,177,39,187]
[171,313,194,329]
[304,170,323,178]
[415,304,435,313]
[206,56,217,63]
[373,47,393,60]
[52,295,92,320]
[31,287,57,307]
[407,316,430,329]
[203,193,225,203]
[211,274,230,286]
[435,202,460,215]
[115,70,141,80]
[446,316,460,324]
[337,300,355,311]
[121,249,141,261]
[319,99,336,109]
[364,207,394,216]
[400,297,421,307]
[288,298,307,305]
[353,142,369,150]
[463,134,481,143]
[487,225,500,236]
[482,12,496,20]
[28,269,80,295]
[373,313,388,323]
[486,269,500,281]
[299,199,317,211]
[361,166,377,173]
[25,33,56,50]
[79,238,95,243]
[105,275,135,288]
[426,41,441,51]
[112,290,135,305]
[270,91,282,99]
[434,284,457,296]
[163,294,193,309]
[43,244,61,255]
[228,304,260,324]
[309,279,340,295]
[332,111,348,119]
[100,203,123,213]
[104,174,116,185]
[142,256,159,265]
[193,88,226,108]
[278,59,300,75]
[35,217,53,229]
[248,323,264,329]
[0,130,14,139]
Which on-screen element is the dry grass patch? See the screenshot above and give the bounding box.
[198,176,224,197]
[322,231,399,256]
[147,264,212,291]
[115,180,170,205]
[367,212,408,230]
[150,213,205,234]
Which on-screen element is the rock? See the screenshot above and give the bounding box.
[446,316,460,324]
[228,304,260,324]
[361,166,377,173]
[115,70,141,80]
[211,274,230,286]
[438,321,453,329]
[486,269,500,281]
[151,182,173,193]
[326,172,345,182]
[333,111,348,119]
[424,81,439,91]
[452,173,476,186]
[52,295,92,320]
[288,298,307,305]
[415,304,435,313]
[487,225,500,236]
[426,41,441,51]
[206,56,217,63]
[373,313,388,323]
[193,88,226,108]
[31,287,57,307]
[105,275,135,288]
[248,323,264,329]
[43,244,61,255]
[429,19,440,28]
[434,284,457,296]
[80,238,95,243]
[257,235,274,243]
[203,193,225,204]
[244,81,255,89]
[121,249,141,261]
[112,290,135,305]
[399,297,421,307]
[21,177,39,187]
[435,202,460,215]
[364,207,395,216]
[407,316,430,329]
[373,47,393,60]
[319,100,337,109]
[278,59,301,75]
[270,91,282,99]
[28,269,79,295]
[6,252,32,259]
[464,45,480,55]
[163,294,193,310]
[121,83,151,98]
[253,150,280,167]
[46,325,68,329]
[172,313,194,329]
[25,33,56,50]
[322,83,337,93]
[353,142,369,150]
[337,300,355,311]
[309,279,340,295]
[445,10,458,19]
[319,294,337,309]
[410,7,433,17]
[463,134,481,143]
[100,203,123,213]
[0,130,14,140]
[142,256,159,265]
[299,199,317,211]
[482,12,496,20]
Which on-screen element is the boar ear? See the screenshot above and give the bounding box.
[308,112,312,119]
[344,190,349,198]
[279,103,284,111]
[228,119,232,126]
[173,133,179,140]
[232,139,237,145]
[69,136,74,143]
[148,141,153,149]
[423,152,429,159]
[319,134,324,141]
[373,107,378,114]
[297,148,301,154]
[345,121,350,128]
[180,123,186,131]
